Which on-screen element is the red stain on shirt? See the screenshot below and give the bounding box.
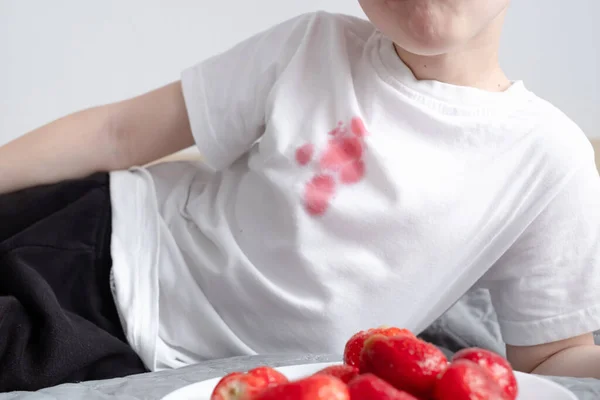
[351,117,368,138]
[329,121,346,137]
[320,136,363,171]
[339,159,365,184]
[296,116,369,217]
[295,143,314,166]
[304,174,336,216]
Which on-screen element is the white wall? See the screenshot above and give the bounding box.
[1,0,598,146]
[500,1,599,137]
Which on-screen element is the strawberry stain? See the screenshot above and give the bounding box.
[329,121,345,137]
[304,174,336,216]
[351,117,368,138]
[320,136,363,171]
[295,143,314,166]
[299,117,368,217]
[340,160,365,184]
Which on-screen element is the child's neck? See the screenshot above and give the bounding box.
[394,17,511,93]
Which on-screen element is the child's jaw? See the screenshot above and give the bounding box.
[358,0,512,90]
[359,0,510,54]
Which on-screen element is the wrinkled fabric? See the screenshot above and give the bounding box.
[421,289,600,354]
[2,290,600,399]
[0,174,146,392]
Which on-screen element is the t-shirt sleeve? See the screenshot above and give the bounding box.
[483,151,600,346]
[180,13,318,171]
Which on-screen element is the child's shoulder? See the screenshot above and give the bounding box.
[528,92,590,150]
[517,89,594,176]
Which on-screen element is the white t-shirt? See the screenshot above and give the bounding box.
[109,12,600,371]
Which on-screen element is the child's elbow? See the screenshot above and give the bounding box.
[506,333,596,376]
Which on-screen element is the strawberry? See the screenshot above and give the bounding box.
[343,326,415,368]
[348,374,420,400]
[253,375,350,400]
[313,365,360,384]
[360,334,448,398]
[211,372,263,400]
[246,366,288,386]
[452,348,518,400]
[433,359,506,400]
[210,367,287,400]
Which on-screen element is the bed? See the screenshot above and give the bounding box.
[3,140,600,399]
[2,290,600,399]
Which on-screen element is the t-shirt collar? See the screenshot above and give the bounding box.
[372,32,531,112]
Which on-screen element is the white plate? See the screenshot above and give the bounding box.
[162,362,577,400]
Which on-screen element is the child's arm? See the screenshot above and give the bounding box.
[0,81,194,195]
[483,131,600,379]
[507,333,600,378]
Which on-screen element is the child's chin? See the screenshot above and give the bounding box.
[377,17,468,56]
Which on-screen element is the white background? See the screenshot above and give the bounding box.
[1,0,598,146]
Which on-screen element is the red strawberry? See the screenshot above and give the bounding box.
[253,375,350,400]
[360,334,448,398]
[210,367,287,400]
[452,348,518,400]
[348,374,420,400]
[247,366,288,386]
[313,365,359,384]
[343,326,414,368]
[211,372,264,400]
[433,359,505,400]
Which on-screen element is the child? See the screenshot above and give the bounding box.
[2,0,600,392]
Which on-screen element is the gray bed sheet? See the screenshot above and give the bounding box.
[2,289,599,399]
